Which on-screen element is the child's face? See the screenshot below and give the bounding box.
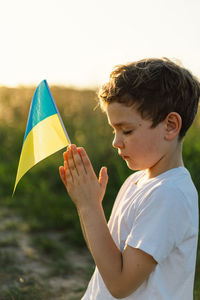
[106,102,168,173]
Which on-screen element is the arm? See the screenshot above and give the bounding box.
[59,144,157,298]
[77,208,91,251]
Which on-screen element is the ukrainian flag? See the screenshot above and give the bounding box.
[13,80,70,194]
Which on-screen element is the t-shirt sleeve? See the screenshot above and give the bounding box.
[126,185,190,264]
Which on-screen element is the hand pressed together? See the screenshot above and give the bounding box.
[59,144,108,209]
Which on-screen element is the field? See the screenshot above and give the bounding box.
[0,86,199,299]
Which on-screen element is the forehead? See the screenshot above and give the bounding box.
[106,102,143,126]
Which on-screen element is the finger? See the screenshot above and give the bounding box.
[78,147,96,178]
[59,166,66,184]
[64,159,74,182]
[69,145,80,176]
[67,148,79,177]
[71,145,86,175]
[63,151,67,161]
[77,147,87,173]
[99,167,108,191]
[63,145,70,161]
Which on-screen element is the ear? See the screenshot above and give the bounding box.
[164,112,182,141]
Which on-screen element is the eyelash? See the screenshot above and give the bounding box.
[123,130,133,135]
[112,130,133,135]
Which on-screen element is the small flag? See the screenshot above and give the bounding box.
[13,80,71,195]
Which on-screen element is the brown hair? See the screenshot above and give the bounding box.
[98,58,200,138]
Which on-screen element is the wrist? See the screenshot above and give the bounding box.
[77,201,103,219]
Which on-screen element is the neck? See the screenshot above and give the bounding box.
[147,141,184,179]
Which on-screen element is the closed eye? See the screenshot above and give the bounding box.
[123,130,133,135]
[112,129,133,135]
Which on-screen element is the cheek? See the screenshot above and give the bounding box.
[125,136,145,155]
[142,133,165,160]
[126,132,160,156]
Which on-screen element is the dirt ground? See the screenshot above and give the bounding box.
[0,207,94,300]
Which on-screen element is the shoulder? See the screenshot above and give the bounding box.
[141,167,197,203]
[152,167,198,206]
[135,167,198,222]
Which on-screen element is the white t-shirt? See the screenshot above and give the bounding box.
[82,167,199,300]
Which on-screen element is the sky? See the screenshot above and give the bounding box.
[0,0,200,88]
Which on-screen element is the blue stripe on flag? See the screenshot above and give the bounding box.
[23,80,57,142]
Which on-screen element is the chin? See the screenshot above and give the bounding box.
[126,161,147,172]
[126,161,139,171]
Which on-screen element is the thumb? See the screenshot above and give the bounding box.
[99,167,108,191]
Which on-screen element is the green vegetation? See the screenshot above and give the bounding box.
[1,276,49,300]
[0,86,199,298]
[0,236,19,247]
[31,234,67,258]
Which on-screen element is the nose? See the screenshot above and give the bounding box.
[112,133,124,149]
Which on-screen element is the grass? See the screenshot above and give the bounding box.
[0,207,92,299]
[0,229,92,299]
[194,245,200,299]
[47,260,75,277]
[0,250,25,289]
[0,250,18,268]
[31,234,67,258]
[0,236,19,247]
[60,229,85,249]
[1,277,49,300]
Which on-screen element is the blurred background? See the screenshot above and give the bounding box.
[0,0,199,299]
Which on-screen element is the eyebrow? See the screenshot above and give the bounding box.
[108,122,133,128]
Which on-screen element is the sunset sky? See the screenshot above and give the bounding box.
[0,0,200,88]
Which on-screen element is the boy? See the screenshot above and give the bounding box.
[59,58,200,299]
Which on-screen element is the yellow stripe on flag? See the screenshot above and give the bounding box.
[13,114,70,194]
